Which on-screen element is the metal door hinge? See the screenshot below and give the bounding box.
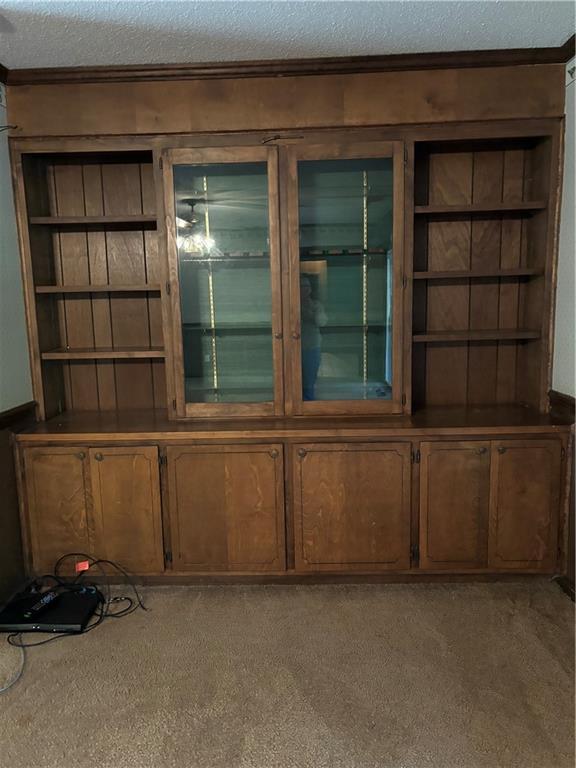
[411,449,420,464]
[159,157,164,170]
[172,399,177,411]
[410,544,419,560]
[401,393,406,406]
[561,446,566,460]
[159,454,167,467]
[404,146,408,166]
[166,281,171,295]
[402,274,408,289]
[164,551,172,564]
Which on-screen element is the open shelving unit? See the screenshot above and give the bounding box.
[410,136,555,411]
[20,150,166,417]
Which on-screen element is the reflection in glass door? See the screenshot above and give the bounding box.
[290,146,401,411]
[166,148,281,415]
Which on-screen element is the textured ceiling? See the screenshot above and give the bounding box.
[0,1,574,70]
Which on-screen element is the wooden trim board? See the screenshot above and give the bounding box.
[6,65,566,137]
[0,401,36,431]
[5,37,575,85]
[550,390,576,422]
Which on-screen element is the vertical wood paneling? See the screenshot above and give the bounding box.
[39,155,159,412]
[82,163,116,409]
[425,152,472,405]
[53,163,99,409]
[102,163,155,409]
[468,151,503,404]
[497,149,525,402]
[414,138,551,411]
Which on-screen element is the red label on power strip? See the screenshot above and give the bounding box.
[75,560,91,573]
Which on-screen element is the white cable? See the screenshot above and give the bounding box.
[0,637,26,693]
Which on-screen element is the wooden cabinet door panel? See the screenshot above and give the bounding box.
[488,440,562,571]
[293,443,411,571]
[89,447,164,573]
[419,441,490,569]
[23,447,92,574]
[166,445,285,571]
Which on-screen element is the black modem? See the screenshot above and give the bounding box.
[0,589,100,633]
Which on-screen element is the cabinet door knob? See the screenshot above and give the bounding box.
[497,447,506,455]
[297,448,307,458]
[94,452,104,462]
[292,332,300,340]
[477,447,487,455]
[76,451,86,461]
[269,449,279,459]
[274,332,283,340]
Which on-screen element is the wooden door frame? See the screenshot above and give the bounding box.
[283,141,405,416]
[161,145,284,419]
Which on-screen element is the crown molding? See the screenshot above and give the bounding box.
[560,34,576,63]
[4,37,576,86]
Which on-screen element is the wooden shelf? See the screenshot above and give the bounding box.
[36,284,161,294]
[13,406,572,443]
[301,248,388,256]
[413,330,541,343]
[413,269,542,280]
[42,347,166,360]
[29,215,157,229]
[414,202,546,216]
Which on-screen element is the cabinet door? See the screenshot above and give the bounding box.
[285,142,404,416]
[163,146,284,418]
[89,447,164,574]
[166,444,285,571]
[419,441,490,569]
[488,440,562,571]
[293,443,411,571]
[23,447,92,574]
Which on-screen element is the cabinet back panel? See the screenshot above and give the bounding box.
[25,153,165,413]
[412,138,551,409]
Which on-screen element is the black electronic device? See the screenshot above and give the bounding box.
[0,589,100,634]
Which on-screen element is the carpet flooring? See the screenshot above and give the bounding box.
[0,581,573,768]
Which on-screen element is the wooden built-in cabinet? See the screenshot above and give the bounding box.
[419,439,563,572]
[23,447,92,574]
[23,445,164,574]
[88,446,164,573]
[488,440,562,571]
[8,60,572,583]
[19,432,567,577]
[166,444,285,571]
[419,441,491,570]
[292,442,411,571]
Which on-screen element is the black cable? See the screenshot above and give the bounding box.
[2,554,146,666]
[53,553,147,613]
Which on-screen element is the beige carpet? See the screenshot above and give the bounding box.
[0,582,573,768]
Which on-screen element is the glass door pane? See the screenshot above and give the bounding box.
[292,148,399,410]
[169,151,279,413]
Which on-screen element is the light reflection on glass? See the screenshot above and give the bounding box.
[174,162,274,404]
[298,157,394,402]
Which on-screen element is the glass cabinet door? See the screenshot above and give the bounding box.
[164,147,282,416]
[287,142,404,414]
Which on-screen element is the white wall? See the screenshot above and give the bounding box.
[553,59,576,398]
[0,83,32,412]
